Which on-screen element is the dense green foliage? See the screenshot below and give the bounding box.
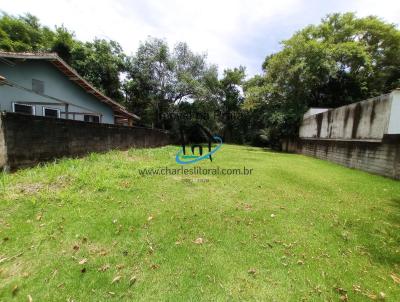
[0,13,245,139]
[244,13,400,146]
[0,13,127,102]
[123,38,221,129]
[1,12,399,145]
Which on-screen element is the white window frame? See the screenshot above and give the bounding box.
[42,106,61,118]
[12,102,36,115]
[83,114,101,123]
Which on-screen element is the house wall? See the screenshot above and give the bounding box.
[0,112,171,170]
[0,116,6,167]
[0,60,114,124]
[287,90,400,179]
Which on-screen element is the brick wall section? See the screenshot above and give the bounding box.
[0,112,171,170]
[297,136,400,179]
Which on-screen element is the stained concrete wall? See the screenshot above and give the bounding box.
[298,136,400,179]
[299,90,400,140]
[0,112,171,170]
[290,90,400,179]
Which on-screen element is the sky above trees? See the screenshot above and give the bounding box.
[2,0,400,76]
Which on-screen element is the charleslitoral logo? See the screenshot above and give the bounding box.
[175,123,223,165]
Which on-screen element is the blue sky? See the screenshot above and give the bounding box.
[2,0,400,77]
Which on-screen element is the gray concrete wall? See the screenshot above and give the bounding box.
[297,137,400,179]
[0,112,171,170]
[299,90,400,140]
[291,90,400,179]
[0,60,115,124]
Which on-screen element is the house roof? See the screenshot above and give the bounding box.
[0,51,139,120]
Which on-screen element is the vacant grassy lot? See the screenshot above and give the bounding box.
[0,145,399,301]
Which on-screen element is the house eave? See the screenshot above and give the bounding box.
[0,51,140,121]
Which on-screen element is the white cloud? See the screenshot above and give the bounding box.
[1,0,399,77]
[351,0,400,23]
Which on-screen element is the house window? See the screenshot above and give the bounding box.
[84,115,100,123]
[13,103,35,115]
[32,79,44,94]
[43,107,60,118]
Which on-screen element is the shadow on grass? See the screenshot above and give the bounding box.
[240,146,282,153]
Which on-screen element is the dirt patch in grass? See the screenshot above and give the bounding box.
[66,239,113,259]
[13,182,45,195]
[8,175,73,197]
[0,255,32,290]
[120,151,150,162]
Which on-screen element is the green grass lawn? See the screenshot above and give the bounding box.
[0,145,399,301]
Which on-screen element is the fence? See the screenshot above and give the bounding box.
[283,90,400,179]
[0,112,171,170]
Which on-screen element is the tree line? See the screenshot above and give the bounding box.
[1,12,399,147]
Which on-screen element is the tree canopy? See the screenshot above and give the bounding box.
[244,13,400,146]
[0,12,127,102]
[123,38,221,128]
[1,12,399,146]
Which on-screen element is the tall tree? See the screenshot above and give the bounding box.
[124,37,218,128]
[0,13,127,102]
[51,25,75,64]
[71,39,127,101]
[0,13,51,51]
[219,66,246,142]
[245,12,400,147]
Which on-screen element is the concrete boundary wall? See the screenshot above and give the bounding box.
[297,136,400,179]
[287,90,400,180]
[299,92,396,140]
[0,112,171,170]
